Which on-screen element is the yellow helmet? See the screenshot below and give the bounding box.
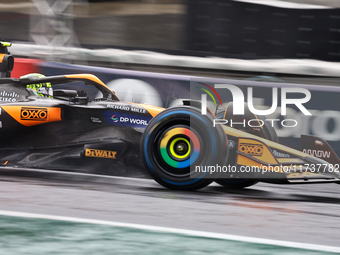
[21,73,53,98]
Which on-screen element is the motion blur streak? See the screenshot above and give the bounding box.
[0,211,340,254]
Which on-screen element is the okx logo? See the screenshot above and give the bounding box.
[21,107,48,121]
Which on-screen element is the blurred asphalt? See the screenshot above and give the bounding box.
[0,170,339,247]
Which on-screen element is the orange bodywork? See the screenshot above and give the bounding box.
[1,106,62,127]
[0,54,5,63]
[238,138,278,165]
[130,102,165,117]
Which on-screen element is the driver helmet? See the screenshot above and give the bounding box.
[21,73,53,98]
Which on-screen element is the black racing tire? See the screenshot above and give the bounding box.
[214,110,279,189]
[216,179,258,189]
[141,106,228,190]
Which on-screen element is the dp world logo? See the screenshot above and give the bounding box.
[111,115,118,122]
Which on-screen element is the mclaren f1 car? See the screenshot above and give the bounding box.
[0,42,339,190]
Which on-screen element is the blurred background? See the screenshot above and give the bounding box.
[1,0,340,153]
[2,0,340,63]
[1,3,340,253]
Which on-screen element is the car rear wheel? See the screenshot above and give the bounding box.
[215,106,279,189]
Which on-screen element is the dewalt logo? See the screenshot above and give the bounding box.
[239,143,263,156]
[85,149,117,159]
[21,107,48,121]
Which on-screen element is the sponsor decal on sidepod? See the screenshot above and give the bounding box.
[102,111,152,128]
[85,149,117,159]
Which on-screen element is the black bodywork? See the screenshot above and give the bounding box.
[0,75,162,177]
[1,43,339,190]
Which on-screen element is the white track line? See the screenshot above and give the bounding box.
[0,210,339,253]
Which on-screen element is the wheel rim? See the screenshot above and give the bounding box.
[159,127,200,169]
[169,137,191,159]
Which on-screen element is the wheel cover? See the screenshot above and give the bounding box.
[159,127,200,168]
[169,137,191,159]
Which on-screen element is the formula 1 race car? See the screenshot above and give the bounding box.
[0,42,340,190]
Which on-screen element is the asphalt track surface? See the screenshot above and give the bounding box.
[0,168,339,249]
